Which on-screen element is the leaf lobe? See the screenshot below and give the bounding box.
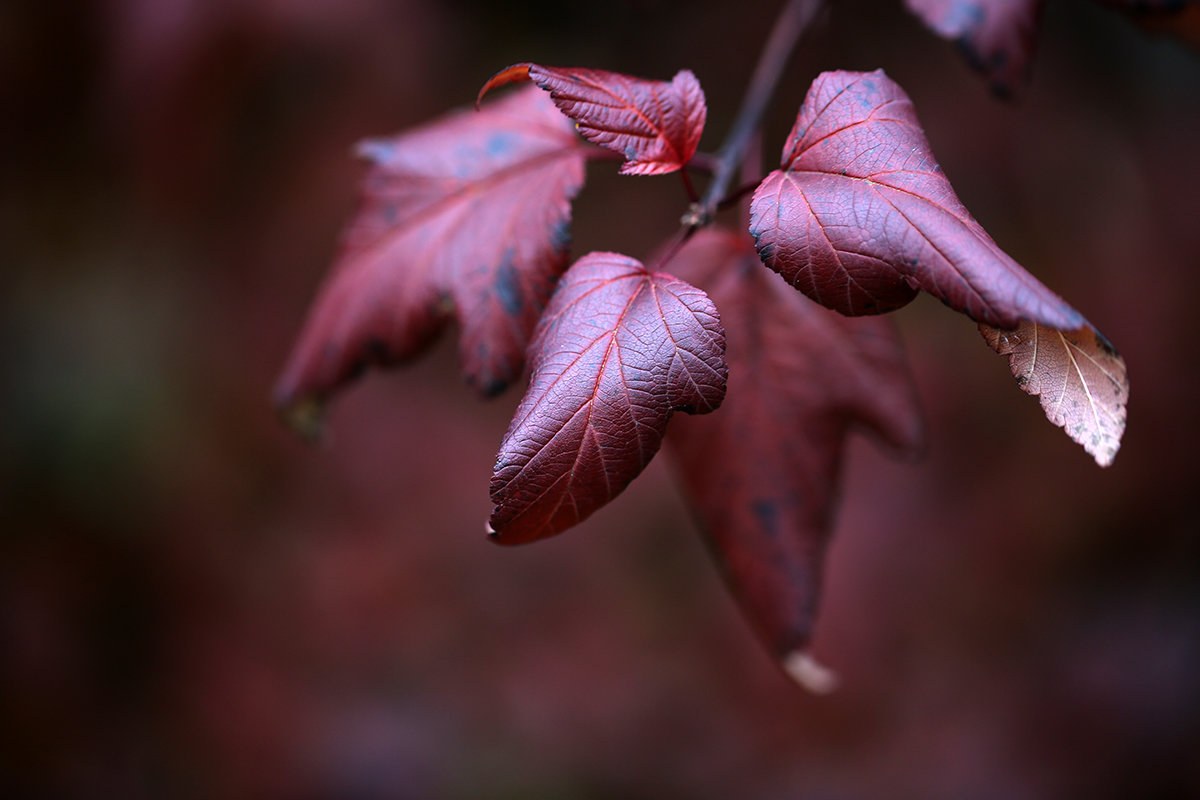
[666,229,924,669]
[274,86,587,428]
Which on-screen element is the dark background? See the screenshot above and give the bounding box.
[3,1,1199,797]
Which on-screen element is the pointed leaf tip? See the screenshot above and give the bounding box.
[477,63,533,108]
[982,321,1128,467]
[783,650,840,694]
[275,393,327,443]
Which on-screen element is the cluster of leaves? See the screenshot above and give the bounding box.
[276,12,1138,685]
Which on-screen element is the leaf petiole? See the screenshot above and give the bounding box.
[694,0,823,226]
[680,168,699,203]
[716,180,762,212]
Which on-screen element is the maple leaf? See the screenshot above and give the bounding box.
[274,86,586,434]
[749,68,1128,465]
[666,229,923,690]
[489,252,727,545]
[905,0,1045,97]
[479,63,706,176]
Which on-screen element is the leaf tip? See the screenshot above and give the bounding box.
[484,516,534,546]
[354,138,392,164]
[477,63,534,108]
[981,321,1128,468]
[1092,445,1119,469]
[671,67,705,101]
[274,392,328,444]
[467,366,514,399]
[782,650,840,695]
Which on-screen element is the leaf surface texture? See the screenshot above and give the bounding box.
[490,252,727,544]
[480,63,706,175]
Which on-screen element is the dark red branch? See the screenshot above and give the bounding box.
[692,0,823,226]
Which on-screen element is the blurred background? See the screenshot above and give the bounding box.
[3,0,1199,797]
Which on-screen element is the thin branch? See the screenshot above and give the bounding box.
[737,129,764,220]
[686,152,721,174]
[680,169,699,203]
[690,0,822,227]
[716,179,761,213]
[653,225,697,273]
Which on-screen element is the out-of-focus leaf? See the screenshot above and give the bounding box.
[749,69,1127,465]
[479,63,706,175]
[906,0,1200,95]
[905,0,1045,96]
[274,86,586,434]
[490,252,727,545]
[666,229,923,688]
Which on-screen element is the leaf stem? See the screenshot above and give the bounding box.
[716,179,761,212]
[653,225,697,273]
[691,0,822,227]
[680,168,700,203]
[687,152,721,174]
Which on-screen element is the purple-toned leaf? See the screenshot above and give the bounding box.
[906,0,1045,96]
[490,252,727,545]
[749,69,1128,465]
[666,229,923,686]
[479,63,706,175]
[274,86,586,433]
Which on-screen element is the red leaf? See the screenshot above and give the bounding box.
[749,69,1128,465]
[982,321,1128,467]
[479,63,706,176]
[666,229,923,687]
[490,252,727,545]
[274,86,586,433]
[750,70,1071,327]
[905,0,1044,96]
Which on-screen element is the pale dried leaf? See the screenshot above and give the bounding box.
[981,321,1128,466]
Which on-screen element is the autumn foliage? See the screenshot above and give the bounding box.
[273,87,586,415]
[275,0,1152,685]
